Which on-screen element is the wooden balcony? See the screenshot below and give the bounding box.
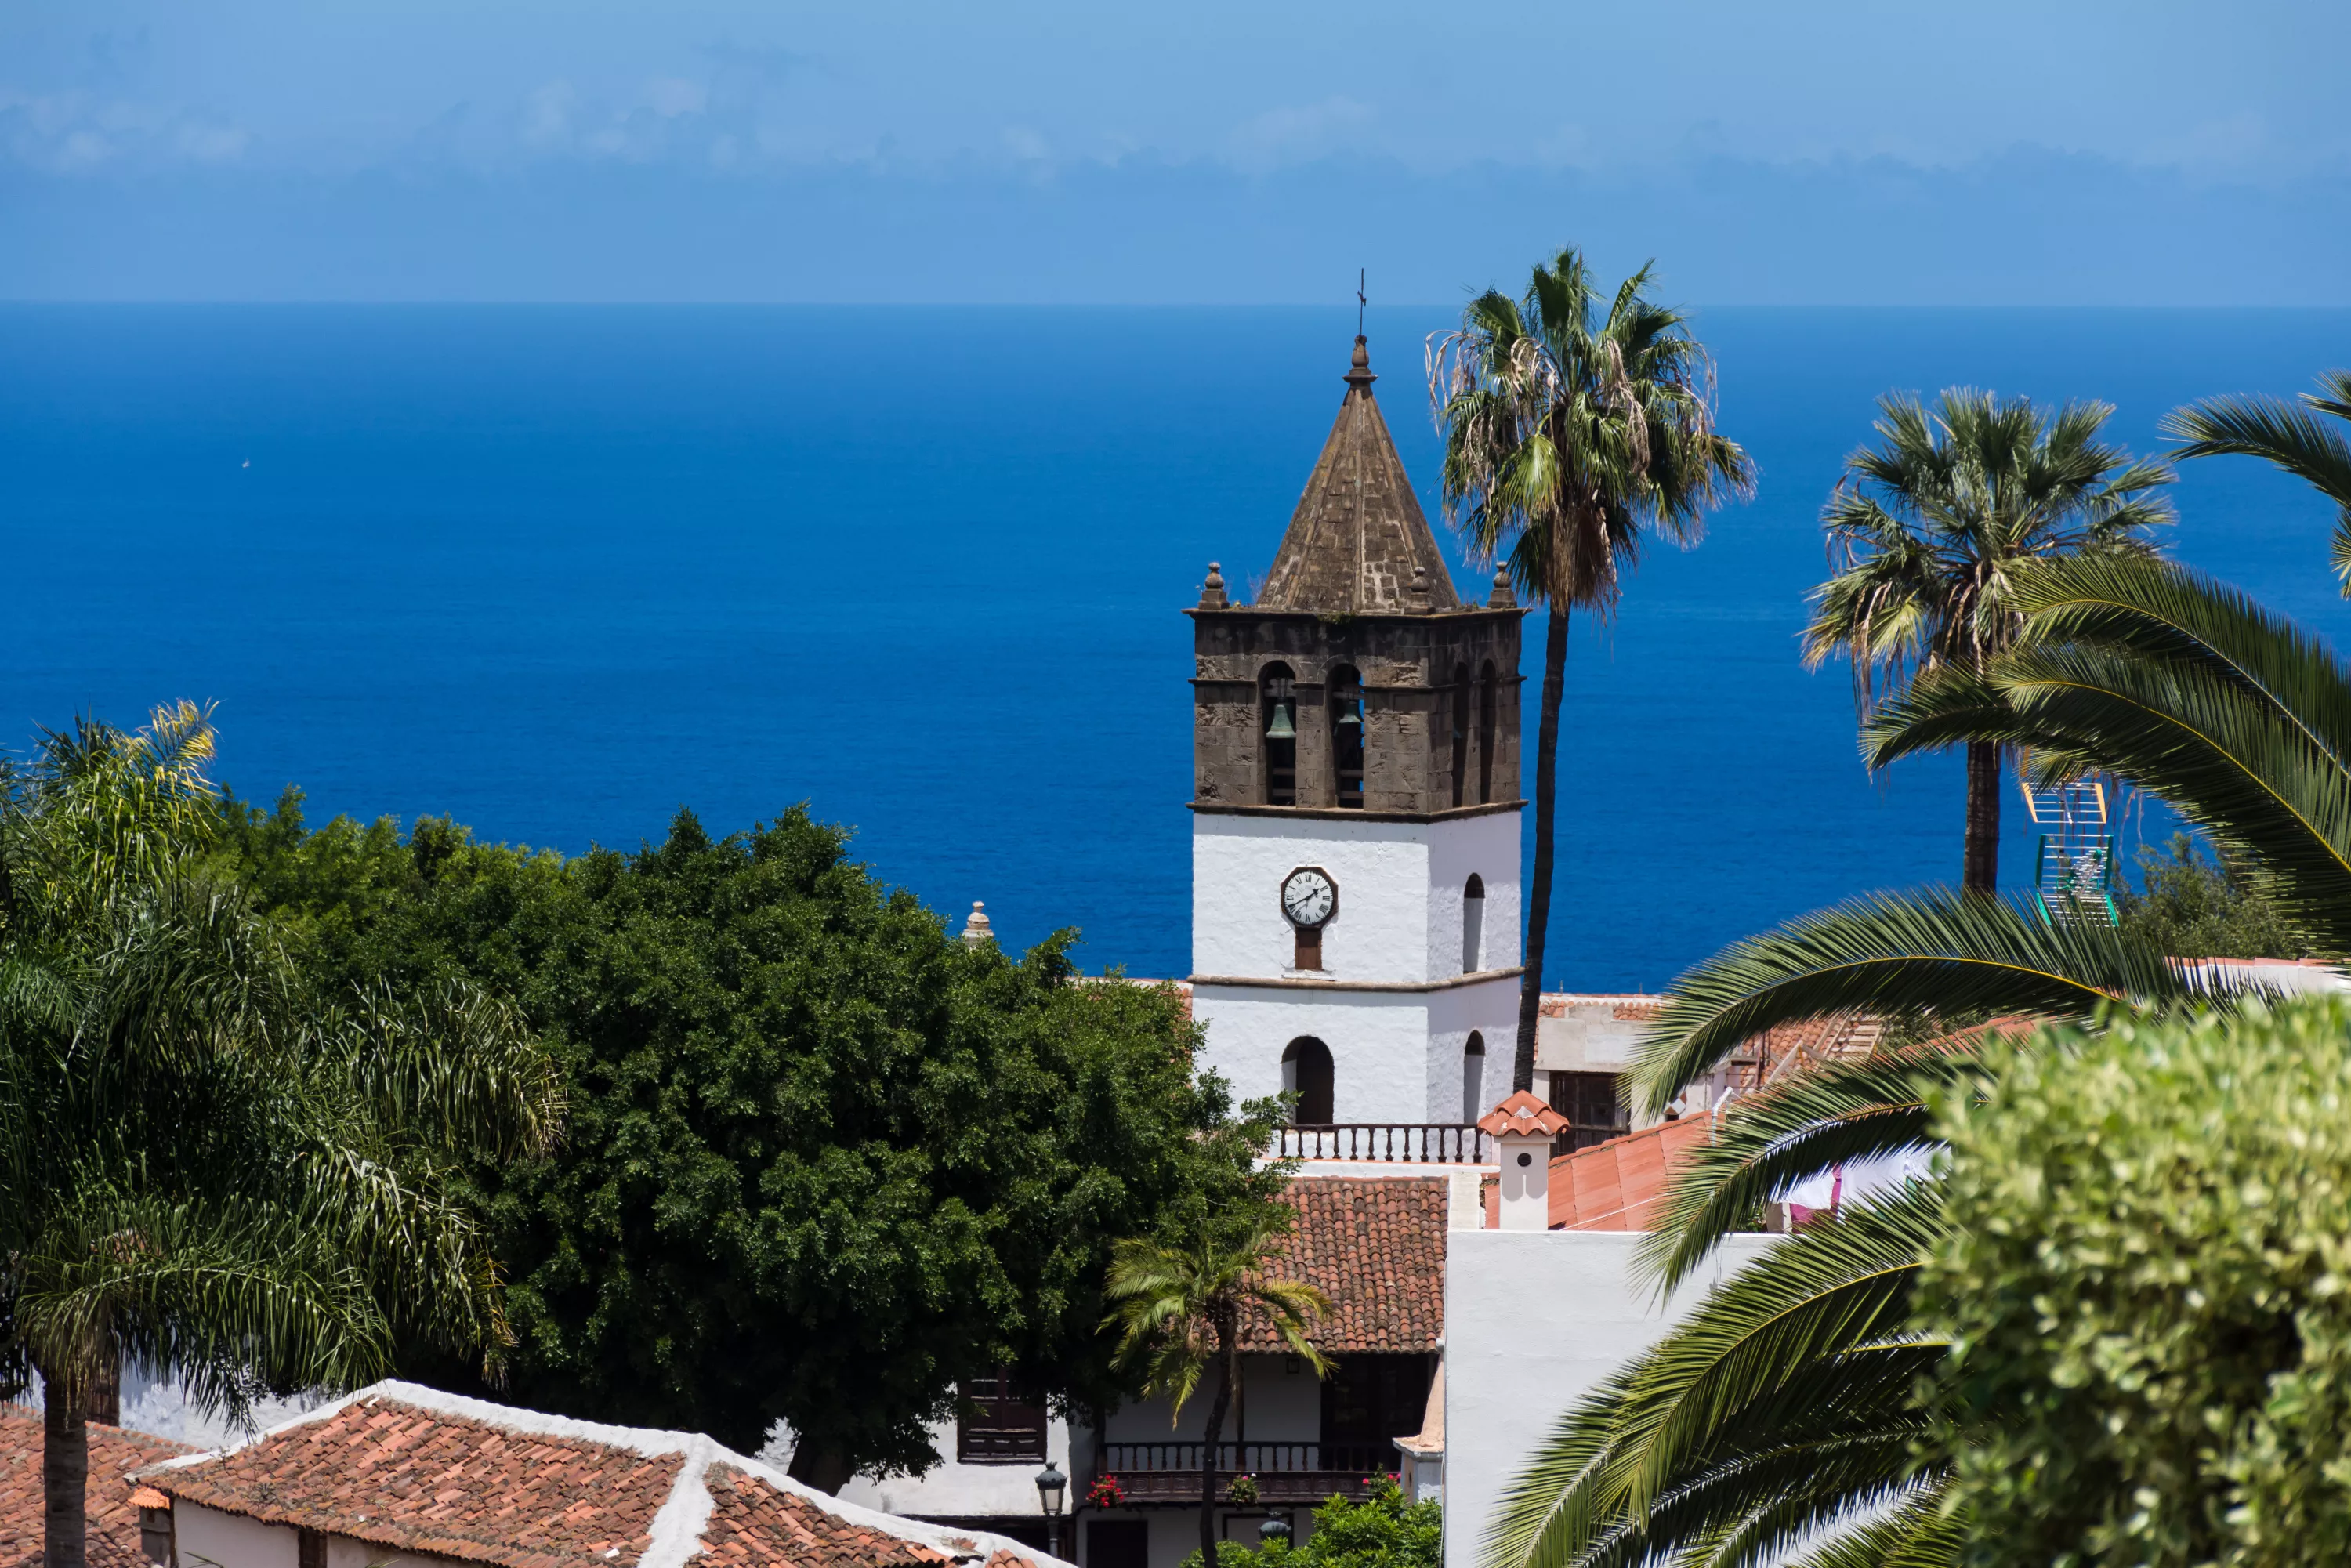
[1272,1123,1492,1164]
[1096,1443,1396,1507]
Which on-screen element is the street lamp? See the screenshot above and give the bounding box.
[1034,1460,1067,1558]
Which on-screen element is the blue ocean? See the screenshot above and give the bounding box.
[3,305,2347,990]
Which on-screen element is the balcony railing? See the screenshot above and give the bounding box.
[1096,1443,1396,1505]
[1272,1123,1491,1164]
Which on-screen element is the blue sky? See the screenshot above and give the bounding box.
[5,0,2347,302]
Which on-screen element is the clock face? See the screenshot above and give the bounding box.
[1281,867,1337,929]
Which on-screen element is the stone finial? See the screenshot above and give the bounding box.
[1407,563,1432,610]
[1344,334,1376,389]
[1198,560,1229,609]
[1488,562,1517,609]
[962,901,994,948]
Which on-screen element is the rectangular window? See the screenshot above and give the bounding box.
[956,1371,1048,1463]
[1089,1520,1150,1568]
[1320,1353,1432,1451]
[297,1530,327,1568]
[1549,1071,1631,1153]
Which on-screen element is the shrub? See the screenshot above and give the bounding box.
[2116,831,2302,958]
[1182,1476,1438,1568]
[1920,1000,2351,1565]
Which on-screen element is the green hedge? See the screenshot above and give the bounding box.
[1923,999,2351,1565]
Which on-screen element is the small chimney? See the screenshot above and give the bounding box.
[1476,1092,1570,1230]
[962,902,994,948]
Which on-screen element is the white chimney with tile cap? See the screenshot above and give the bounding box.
[1477,1091,1572,1230]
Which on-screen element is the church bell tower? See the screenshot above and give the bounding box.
[1187,335,1525,1128]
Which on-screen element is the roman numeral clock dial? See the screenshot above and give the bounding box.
[1281,867,1336,970]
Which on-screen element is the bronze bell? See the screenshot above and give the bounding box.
[1266,703,1298,741]
[1336,701,1362,727]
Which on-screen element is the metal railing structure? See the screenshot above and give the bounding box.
[1271,1123,1492,1164]
[1096,1443,1397,1505]
[2020,777,2119,927]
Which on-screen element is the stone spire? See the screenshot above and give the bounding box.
[1255,337,1463,615]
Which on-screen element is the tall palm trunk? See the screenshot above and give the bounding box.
[1962,741,2001,894]
[1197,1321,1237,1564]
[1515,605,1570,1092]
[43,1378,89,1568]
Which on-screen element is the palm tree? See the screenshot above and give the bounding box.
[1485,542,2351,1567]
[1803,389,2174,894]
[0,704,563,1568]
[2166,370,2351,591]
[1103,1213,1331,1564]
[1430,247,1754,1092]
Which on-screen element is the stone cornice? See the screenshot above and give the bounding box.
[1190,966,1526,994]
[1189,799,1525,823]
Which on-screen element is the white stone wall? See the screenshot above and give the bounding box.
[1193,987,1436,1124]
[175,1502,297,1568]
[1440,1230,1777,1568]
[1193,817,1435,983]
[838,1413,1079,1521]
[1424,812,1521,979]
[1424,980,1519,1124]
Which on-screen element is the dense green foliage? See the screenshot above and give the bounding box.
[1923,1001,2351,1565]
[212,788,1283,1483]
[4,708,557,1568]
[2117,831,2304,958]
[1187,1477,1441,1568]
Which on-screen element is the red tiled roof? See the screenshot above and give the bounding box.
[1479,1115,1719,1233]
[136,1385,1051,1568]
[697,1465,944,1568]
[1250,1177,1445,1353]
[1,1407,194,1568]
[147,1395,679,1568]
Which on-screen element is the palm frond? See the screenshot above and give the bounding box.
[2165,382,2351,592]
[1628,889,2192,1116]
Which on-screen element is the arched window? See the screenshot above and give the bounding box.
[1462,874,1486,973]
[1450,663,1472,809]
[1477,661,1498,804]
[1461,1033,1487,1123]
[1329,664,1365,809]
[1282,1037,1335,1124]
[1261,663,1298,806]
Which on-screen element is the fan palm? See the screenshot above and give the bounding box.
[1103,1211,1331,1563]
[1,704,563,1568]
[1803,389,2173,893]
[2166,370,2351,591]
[1487,545,2351,1568]
[1430,246,1754,1092]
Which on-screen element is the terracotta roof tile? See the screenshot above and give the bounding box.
[136,1385,1054,1568]
[1248,1177,1445,1353]
[1478,1115,1720,1232]
[697,1465,970,1568]
[1,1408,194,1568]
[1476,1091,1570,1139]
[148,1396,676,1568]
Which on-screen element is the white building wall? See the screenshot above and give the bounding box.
[1441,1230,1777,1568]
[1193,987,1434,1124]
[839,1413,1079,1520]
[1424,980,1520,1124]
[175,1502,298,1568]
[1193,817,1433,984]
[1424,811,1521,979]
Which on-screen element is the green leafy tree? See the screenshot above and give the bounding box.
[1106,1210,1331,1564]
[1429,245,1754,1090]
[2167,370,2351,591]
[1923,1000,2351,1565]
[1186,1475,1440,1568]
[2,708,560,1568]
[212,791,1290,1488]
[1803,389,2172,893]
[2118,831,2303,959]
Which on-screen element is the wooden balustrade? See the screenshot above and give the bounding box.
[1094,1443,1397,1505]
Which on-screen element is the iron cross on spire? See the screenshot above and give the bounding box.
[1357,268,1367,337]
